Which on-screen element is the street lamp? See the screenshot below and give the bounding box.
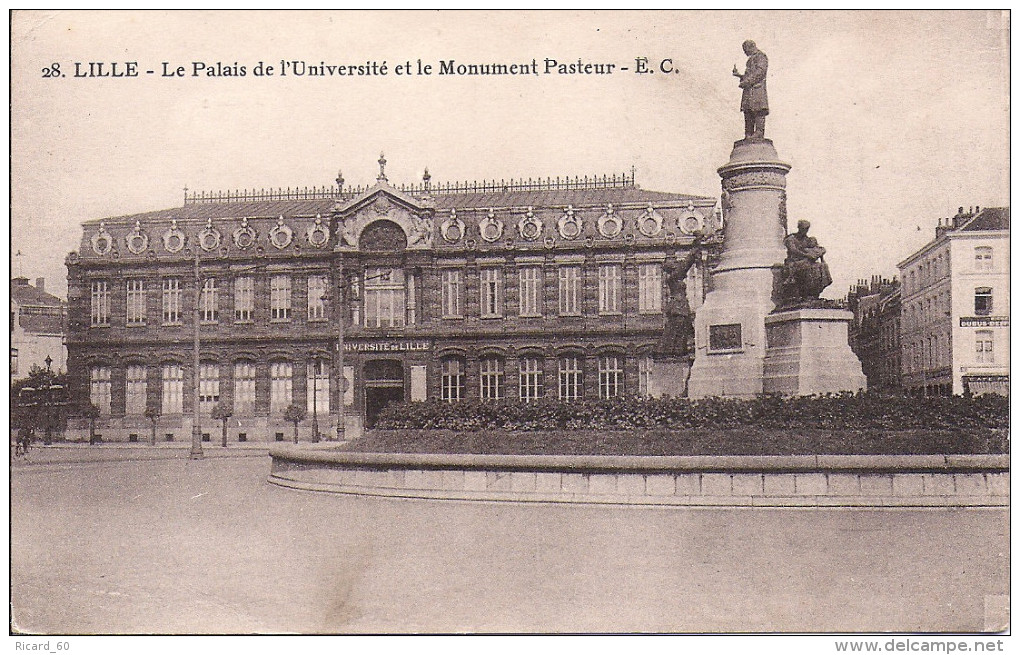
[190,247,204,460]
[311,356,320,443]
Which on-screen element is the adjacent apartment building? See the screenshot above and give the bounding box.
[11,276,67,380]
[897,206,1009,396]
[846,276,901,392]
[65,161,719,442]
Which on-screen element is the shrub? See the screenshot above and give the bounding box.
[375,392,1008,433]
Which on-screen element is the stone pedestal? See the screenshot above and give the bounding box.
[688,138,790,399]
[651,358,692,398]
[763,308,867,396]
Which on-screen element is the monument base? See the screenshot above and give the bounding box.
[763,308,867,396]
[651,358,692,398]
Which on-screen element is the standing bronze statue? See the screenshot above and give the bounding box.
[732,40,769,139]
[780,220,833,306]
[658,236,704,358]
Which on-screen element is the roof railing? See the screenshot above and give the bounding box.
[183,171,637,204]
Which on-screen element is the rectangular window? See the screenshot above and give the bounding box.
[638,356,654,397]
[364,268,406,328]
[974,287,993,316]
[975,247,993,271]
[975,331,994,364]
[125,365,147,415]
[201,278,218,323]
[480,268,503,318]
[307,275,327,321]
[199,364,220,413]
[161,364,184,414]
[234,276,254,322]
[441,269,462,318]
[558,356,583,401]
[441,358,465,402]
[599,355,623,398]
[270,362,293,414]
[306,359,331,415]
[406,271,418,325]
[271,276,292,321]
[89,366,111,415]
[638,264,662,313]
[90,280,110,326]
[599,264,622,314]
[233,361,256,415]
[162,278,182,324]
[519,266,543,317]
[558,266,581,316]
[480,357,504,400]
[126,280,146,325]
[519,357,543,402]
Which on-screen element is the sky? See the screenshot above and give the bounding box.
[9,10,1010,299]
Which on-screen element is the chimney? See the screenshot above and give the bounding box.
[12,277,28,286]
[35,277,45,293]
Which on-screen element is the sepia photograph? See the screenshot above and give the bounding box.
[8,9,1010,646]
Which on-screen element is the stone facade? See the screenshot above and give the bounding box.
[66,169,721,442]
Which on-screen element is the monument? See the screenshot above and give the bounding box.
[688,40,865,398]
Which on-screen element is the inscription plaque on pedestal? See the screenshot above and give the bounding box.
[709,323,743,352]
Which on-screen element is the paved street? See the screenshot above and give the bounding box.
[10,454,1008,634]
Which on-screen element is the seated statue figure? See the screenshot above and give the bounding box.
[658,235,703,358]
[780,220,833,306]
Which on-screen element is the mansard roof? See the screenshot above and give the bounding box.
[84,174,712,226]
[957,207,1009,232]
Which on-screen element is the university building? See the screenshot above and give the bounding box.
[897,206,1009,396]
[65,160,719,442]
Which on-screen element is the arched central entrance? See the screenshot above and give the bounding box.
[363,359,405,428]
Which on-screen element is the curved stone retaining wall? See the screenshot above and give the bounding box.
[268,448,1009,507]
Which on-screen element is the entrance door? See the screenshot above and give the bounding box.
[363,359,405,428]
[365,386,405,428]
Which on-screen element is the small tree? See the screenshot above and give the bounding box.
[144,401,161,446]
[211,401,233,448]
[82,402,100,445]
[283,402,306,444]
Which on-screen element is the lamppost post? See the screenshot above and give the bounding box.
[190,247,204,460]
[336,262,346,442]
[311,357,319,443]
[44,355,53,445]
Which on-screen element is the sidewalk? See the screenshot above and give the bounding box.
[10,439,344,466]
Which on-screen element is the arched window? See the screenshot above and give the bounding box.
[479,356,504,400]
[90,366,112,415]
[519,357,544,402]
[233,361,256,414]
[270,361,293,414]
[598,355,624,398]
[558,355,583,401]
[199,363,220,414]
[161,364,184,414]
[125,365,147,415]
[440,357,465,402]
[306,359,330,415]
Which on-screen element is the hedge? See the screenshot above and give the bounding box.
[374,392,1009,433]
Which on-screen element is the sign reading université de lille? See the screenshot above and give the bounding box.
[960,316,1009,328]
[343,340,432,353]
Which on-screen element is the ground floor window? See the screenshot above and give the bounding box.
[306,359,331,414]
[480,357,504,400]
[520,357,544,401]
[638,356,653,397]
[599,355,623,398]
[558,356,583,401]
[270,362,293,414]
[161,364,183,414]
[441,357,465,402]
[90,366,112,415]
